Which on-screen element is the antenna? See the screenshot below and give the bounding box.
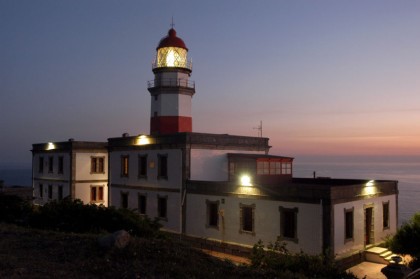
[253,121,263,137]
[171,17,175,29]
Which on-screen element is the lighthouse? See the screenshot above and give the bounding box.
[147,28,195,135]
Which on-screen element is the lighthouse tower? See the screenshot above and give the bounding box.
[148,28,195,135]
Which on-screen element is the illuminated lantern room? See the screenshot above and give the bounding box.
[148,27,195,135]
[153,28,192,70]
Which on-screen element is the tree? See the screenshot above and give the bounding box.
[388,213,420,269]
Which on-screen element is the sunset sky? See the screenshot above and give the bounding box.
[1,0,420,168]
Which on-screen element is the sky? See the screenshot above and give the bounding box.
[1,0,420,168]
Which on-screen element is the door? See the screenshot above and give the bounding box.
[365,207,374,245]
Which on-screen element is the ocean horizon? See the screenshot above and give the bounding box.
[1,159,418,225]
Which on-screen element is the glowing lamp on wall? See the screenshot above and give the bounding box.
[240,175,253,187]
[46,142,55,150]
[363,180,377,196]
[135,135,150,146]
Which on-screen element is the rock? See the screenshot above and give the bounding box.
[98,230,131,249]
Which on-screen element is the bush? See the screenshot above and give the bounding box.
[26,198,161,237]
[250,237,357,279]
[0,193,32,223]
[387,212,420,269]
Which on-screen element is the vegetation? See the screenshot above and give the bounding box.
[0,193,161,237]
[0,193,358,278]
[250,237,357,279]
[387,212,420,269]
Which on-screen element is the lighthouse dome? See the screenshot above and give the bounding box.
[156,28,188,51]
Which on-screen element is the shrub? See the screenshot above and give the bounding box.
[387,212,420,269]
[27,198,161,237]
[0,193,32,223]
[250,237,357,279]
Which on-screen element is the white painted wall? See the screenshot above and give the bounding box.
[190,149,266,181]
[32,153,71,181]
[110,149,183,190]
[110,186,181,233]
[186,194,323,255]
[333,194,397,256]
[159,94,191,116]
[74,152,108,181]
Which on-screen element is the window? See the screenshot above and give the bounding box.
[121,155,129,177]
[138,155,148,178]
[257,159,291,175]
[48,156,53,173]
[91,157,105,173]
[58,185,63,200]
[345,208,354,241]
[90,186,104,203]
[157,195,168,219]
[240,203,255,234]
[121,192,128,209]
[281,162,292,174]
[39,157,44,173]
[138,194,147,215]
[206,200,219,228]
[279,206,298,242]
[39,184,43,198]
[48,185,53,199]
[383,202,390,229]
[158,154,168,179]
[58,156,64,174]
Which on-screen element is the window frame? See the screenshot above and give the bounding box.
[138,154,148,179]
[48,156,54,173]
[157,154,168,180]
[344,207,354,242]
[58,156,64,174]
[138,193,147,215]
[206,200,220,229]
[39,184,43,198]
[48,184,53,200]
[279,206,299,243]
[90,185,104,203]
[91,156,105,174]
[157,195,168,220]
[39,157,44,173]
[58,185,63,200]
[121,155,129,177]
[383,201,390,230]
[121,191,129,209]
[239,203,255,235]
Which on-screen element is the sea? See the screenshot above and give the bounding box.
[1,158,419,225]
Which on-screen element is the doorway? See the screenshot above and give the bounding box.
[364,206,374,246]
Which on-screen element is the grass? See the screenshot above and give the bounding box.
[0,223,272,279]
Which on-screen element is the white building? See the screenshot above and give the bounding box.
[32,27,398,261]
[107,28,398,259]
[32,140,108,206]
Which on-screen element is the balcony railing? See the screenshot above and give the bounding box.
[147,78,195,89]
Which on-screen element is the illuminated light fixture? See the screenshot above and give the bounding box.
[363,180,377,196]
[240,175,252,187]
[156,47,188,68]
[135,135,150,145]
[366,180,375,187]
[166,49,175,66]
[46,142,55,150]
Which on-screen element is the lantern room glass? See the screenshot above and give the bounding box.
[156,47,188,68]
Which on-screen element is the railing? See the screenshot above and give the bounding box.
[147,78,195,89]
[152,60,193,71]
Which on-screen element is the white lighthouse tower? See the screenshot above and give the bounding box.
[147,27,195,135]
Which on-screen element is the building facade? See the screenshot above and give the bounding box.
[32,27,398,259]
[32,140,108,206]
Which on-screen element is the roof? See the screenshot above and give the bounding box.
[156,28,188,50]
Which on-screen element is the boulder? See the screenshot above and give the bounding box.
[98,230,131,249]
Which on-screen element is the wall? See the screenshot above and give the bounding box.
[186,193,323,255]
[190,149,265,181]
[110,149,182,189]
[333,194,397,256]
